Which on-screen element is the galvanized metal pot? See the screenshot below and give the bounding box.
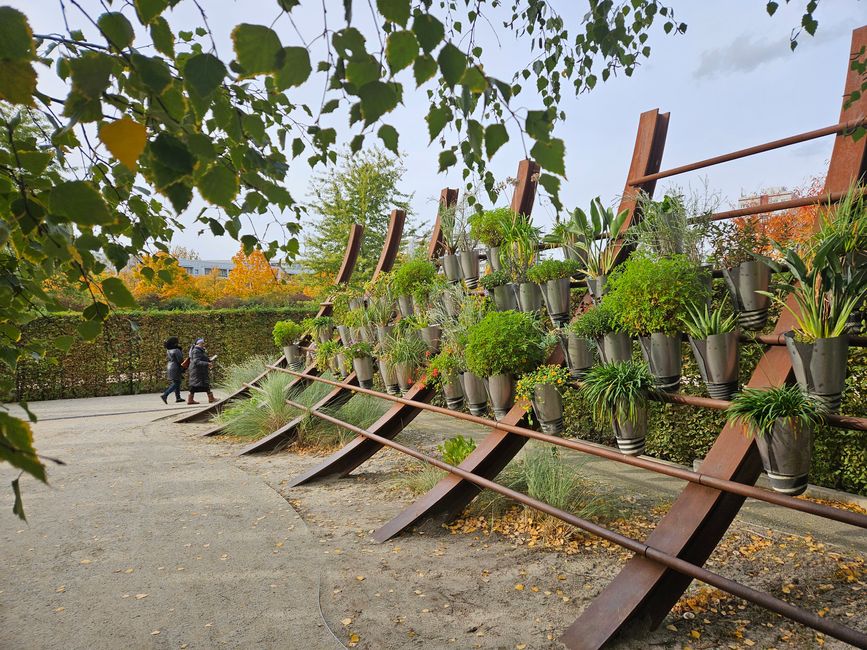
[282,344,304,372]
[541,278,571,327]
[561,332,595,379]
[376,324,395,346]
[531,384,564,435]
[352,356,375,389]
[420,325,442,353]
[441,253,462,283]
[845,308,864,335]
[335,352,349,377]
[784,332,849,413]
[337,325,352,347]
[358,324,375,344]
[348,297,365,311]
[723,260,771,330]
[461,371,488,416]
[487,246,502,272]
[612,407,647,456]
[492,283,518,311]
[484,373,515,420]
[317,326,334,344]
[397,294,414,318]
[689,331,740,400]
[586,275,607,304]
[378,359,399,395]
[596,332,632,364]
[754,418,813,496]
[460,249,481,289]
[442,376,465,410]
[394,362,416,394]
[639,333,682,393]
[516,282,542,313]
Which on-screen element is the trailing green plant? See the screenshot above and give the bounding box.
[465,310,548,377]
[315,340,341,372]
[571,198,630,278]
[468,207,513,248]
[341,307,366,328]
[346,341,374,359]
[515,364,572,409]
[629,191,711,264]
[569,303,623,339]
[479,268,513,290]
[526,258,583,284]
[218,373,298,439]
[390,257,438,297]
[310,315,335,331]
[683,303,738,339]
[580,360,655,426]
[272,320,306,347]
[382,332,428,369]
[726,384,824,439]
[437,435,478,466]
[424,349,462,391]
[605,253,709,336]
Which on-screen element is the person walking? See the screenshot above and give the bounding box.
[187,337,216,404]
[160,336,185,404]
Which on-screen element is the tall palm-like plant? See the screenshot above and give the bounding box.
[501,212,542,282]
[571,198,630,279]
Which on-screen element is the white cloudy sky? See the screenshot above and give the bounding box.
[11,1,867,259]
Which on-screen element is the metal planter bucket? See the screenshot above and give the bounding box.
[394,362,416,394]
[397,294,414,318]
[723,261,771,331]
[516,282,542,314]
[586,275,607,304]
[845,309,864,335]
[754,418,813,496]
[784,332,849,413]
[442,376,465,410]
[441,253,462,283]
[541,278,571,327]
[596,332,632,364]
[487,246,502,272]
[335,352,349,377]
[492,283,518,311]
[348,297,366,311]
[317,326,334,344]
[561,332,595,379]
[378,359,399,395]
[689,331,740,400]
[282,344,304,372]
[442,291,461,319]
[639,333,682,393]
[352,356,375,389]
[612,407,647,456]
[484,373,515,420]
[460,249,481,289]
[420,325,442,353]
[376,324,394,346]
[337,325,352,347]
[358,325,375,344]
[531,384,564,435]
[461,371,488,416]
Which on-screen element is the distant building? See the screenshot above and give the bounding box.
[176,258,304,279]
[738,187,794,210]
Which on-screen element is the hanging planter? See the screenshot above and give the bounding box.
[442,290,461,319]
[273,319,307,372]
[383,333,427,395]
[528,259,581,327]
[441,253,462,283]
[586,275,607,304]
[516,365,570,435]
[685,304,740,400]
[461,371,488,416]
[394,362,416,393]
[352,356,375,388]
[569,303,629,365]
[378,359,400,395]
[419,325,442,353]
[427,351,467,412]
[639,333,682,393]
[727,385,822,496]
[560,331,595,379]
[484,373,515,420]
[376,324,394,346]
[460,249,481,289]
[348,296,365,311]
[336,325,351,347]
[442,378,465,410]
[784,332,849,413]
[722,260,771,331]
[612,407,648,456]
[397,294,414,318]
[515,282,542,313]
[480,270,517,311]
[282,344,304,372]
[487,246,502,272]
[335,351,349,377]
[598,332,632,364]
[317,326,334,344]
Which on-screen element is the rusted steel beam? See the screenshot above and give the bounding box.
[427,188,459,260]
[373,209,406,279]
[564,26,867,649]
[283,391,867,648]
[630,116,867,186]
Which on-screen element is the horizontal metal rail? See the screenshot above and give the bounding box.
[629,117,867,186]
[269,366,867,528]
[695,187,867,224]
[280,388,867,648]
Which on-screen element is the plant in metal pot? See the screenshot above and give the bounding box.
[684,302,740,400]
[315,340,341,375]
[543,208,591,262]
[480,268,517,311]
[346,341,376,389]
[308,315,335,344]
[527,258,583,327]
[342,307,367,344]
[629,190,712,265]
[414,304,443,353]
[580,359,655,456]
[437,434,477,466]
[760,236,867,413]
[425,348,465,410]
[469,207,512,272]
[273,319,306,371]
[516,364,572,434]
[465,310,548,419]
[501,213,543,311]
[439,293,492,416]
[571,198,630,302]
[391,257,437,317]
[436,198,471,283]
[726,384,824,495]
[605,253,709,392]
[383,332,428,394]
[570,301,631,365]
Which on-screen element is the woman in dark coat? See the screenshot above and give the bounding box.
[187,337,216,404]
[161,336,185,404]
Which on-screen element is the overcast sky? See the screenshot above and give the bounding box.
[12,1,867,260]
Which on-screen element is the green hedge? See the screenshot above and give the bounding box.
[12,305,316,402]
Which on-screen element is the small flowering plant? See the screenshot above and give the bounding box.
[515,364,572,410]
[424,349,462,390]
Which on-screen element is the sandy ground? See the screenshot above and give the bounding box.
[1,392,865,649]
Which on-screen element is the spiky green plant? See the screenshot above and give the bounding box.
[215,354,271,394]
[570,197,630,278]
[814,183,867,271]
[382,332,427,369]
[579,360,655,426]
[726,384,824,438]
[684,303,738,339]
[218,373,299,439]
[501,213,542,282]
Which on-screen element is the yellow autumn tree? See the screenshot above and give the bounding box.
[223,248,282,298]
[125,253,198,303]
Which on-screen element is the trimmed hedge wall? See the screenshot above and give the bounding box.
[12,305,316,402]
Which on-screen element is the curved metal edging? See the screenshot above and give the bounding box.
[427,188,459,260]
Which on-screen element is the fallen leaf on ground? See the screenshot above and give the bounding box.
[151,631,160,635]
[514,584,525,591]
[135,594,148,600]
[341,618,352,626]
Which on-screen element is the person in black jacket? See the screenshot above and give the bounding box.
[187,337,216,404]
[160,336,185,404]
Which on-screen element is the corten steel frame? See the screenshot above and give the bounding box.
[285,159,540,485]
[174,222,366,425]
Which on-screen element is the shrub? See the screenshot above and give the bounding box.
[424,349,462,390]
[437,435,477,466]
[468,207,513,247]
[526,258,582,284]
[569,303,622,339]
[515,365,572,408]
[390,257,437,297]
[605,253,709,336]
[465,310,547,377]
[479,268,512,290]
[272,320,306,347]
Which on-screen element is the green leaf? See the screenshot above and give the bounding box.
[184,53,226,97]
[484,123,508,159]
[150,17,175,57]
[346,55,381,88]
[49,181,113,225]
[461,66,487,93]
[69,52,114,99]
[291,137,305,158]
[413,13,444,53]
[150,133,194,174]
[275,47,311,89]
[198,164,239,208]
[525,109,555,140]
[232,24,283,75]
[537,173,562,212]
[0,60,36,105]
[766,1,779,15]
[332,28,366,60]
[130,53,171,94]
[530,137,565,176]
[413,54,436,85]
[134,0,168,24]
[54,335,75,353]
[386,30,418,73]
[426,105,451,142]
[438,148,457,172]
[0,7,34,60]
[97,12,135,50]
[437,43,466,86]
[77,320,102,341]
[358,81,398,124]
[378,124,399,153]
[350,134,365,153]
[163,181,193,213]
[15,151,52,176]
[101,276,136,307]
[377,0,410,26]
[0,413,46,483]
[12,476,25,521]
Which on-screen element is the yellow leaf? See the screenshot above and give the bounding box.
[355,575,365,581]
[99,116,146,170]
[690,630,701,639]
[514,583,525,591]
[348,632,360,645]
[341,618,352,626]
